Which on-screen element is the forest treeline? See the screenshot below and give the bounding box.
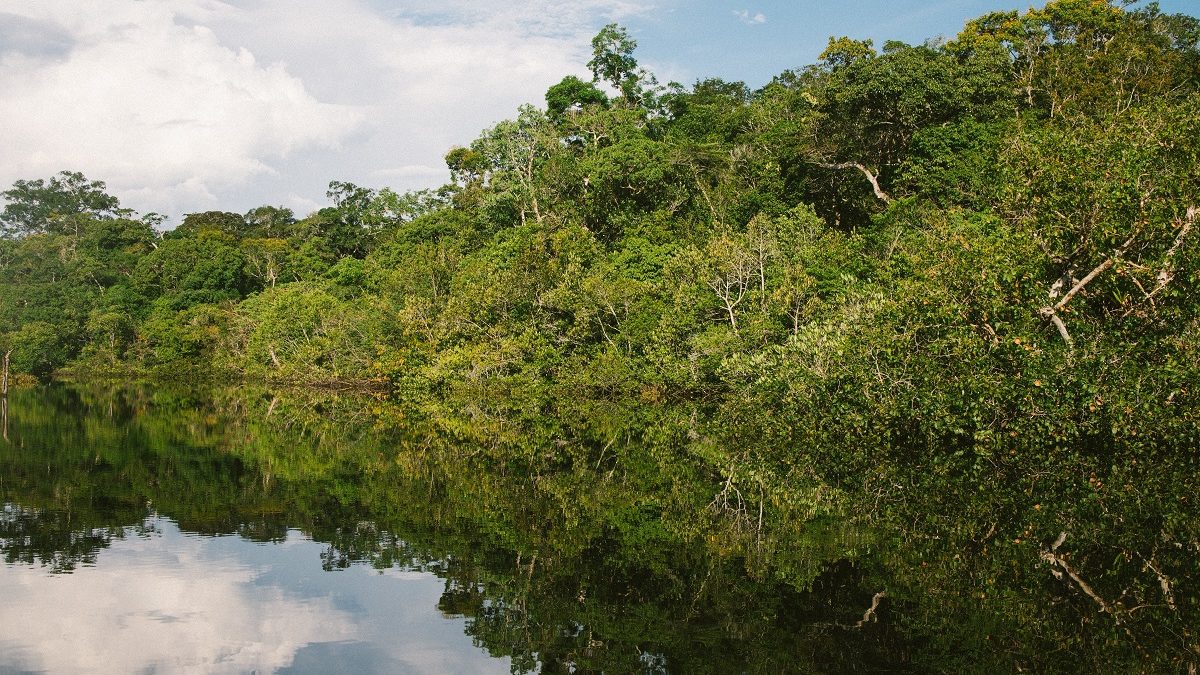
[3,1,1199,435]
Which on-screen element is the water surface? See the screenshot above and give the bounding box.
[0,509,509,673]
[1,382,1196,673]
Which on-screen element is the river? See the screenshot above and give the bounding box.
[0,383,1194,673]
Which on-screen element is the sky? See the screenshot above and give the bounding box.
[0,0,1196,224]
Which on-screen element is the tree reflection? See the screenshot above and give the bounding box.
[0,382,1195,672]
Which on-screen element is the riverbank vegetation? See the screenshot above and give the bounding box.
[2,1,1199,670]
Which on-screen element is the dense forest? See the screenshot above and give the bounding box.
[3,2,1198,398]
[2,1,1200,668]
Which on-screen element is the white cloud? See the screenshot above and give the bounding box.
[0,0,653,221]
[371,164,446,179]
[378,0,650,35]
[733,9,767,25]
[0,1,361,219]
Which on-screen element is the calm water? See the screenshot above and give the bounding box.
[1,383,1196,673]
[0,509,511,674]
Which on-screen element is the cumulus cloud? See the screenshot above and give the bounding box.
[201,0,653,212]
[733,10,767,25]
[0,0,652,220]
[0,1,361,219]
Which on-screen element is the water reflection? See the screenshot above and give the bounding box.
[0,510,509,674]
[1,382,1194,673]
[0,383,904,673]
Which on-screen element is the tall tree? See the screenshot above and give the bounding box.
[588,23,659,109]
[1,171,127,237]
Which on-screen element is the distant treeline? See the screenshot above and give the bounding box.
[1,1,1197,426]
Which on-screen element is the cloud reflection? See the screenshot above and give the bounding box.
[0,521,357,673]
[0,517,514,674]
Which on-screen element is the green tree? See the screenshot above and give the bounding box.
[6,321,69,377]
[469,106,559,228]
[997,97,1200,349]
[588,23,659,109]
[1,171,127,237]
[169,211,248,240]
[545,75,609,119]
[243,205,296,239]
[84,310,136,359]
[132,233,248,312]
[954,0,1200,117]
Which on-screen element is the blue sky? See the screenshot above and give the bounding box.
[0,0,1196,222]
[625,0,1200,88]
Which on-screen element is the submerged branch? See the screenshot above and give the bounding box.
[1041,533,1118,618]
[856,591,887,628]
[818,591,889,630]
[1140,554,1177,612]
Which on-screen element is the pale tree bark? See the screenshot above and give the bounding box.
[701,236,757,335]
[707,255,755,335]
[816,590,888,630]
[817,162,893,204]
[2,349,9,443]
[1041,533,1117,617]
[1039,234,1136,348]
[525,142,544,225]
[1041,529,1182,652]
[2,349,10,396]
[708,274,750,334]
[1042,206,1196,343]
[1133,205,1196,310]
[1140,553,1177,612]
[855,591,887,627]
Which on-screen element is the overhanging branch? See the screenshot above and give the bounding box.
[816,162,893,204]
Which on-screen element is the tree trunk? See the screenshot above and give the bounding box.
[2,349,10,397]
[2,350,9,442]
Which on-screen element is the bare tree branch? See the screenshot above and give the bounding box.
[856,591,887,627]
[1039,308,1074,346]
[1041,533,1119,619]
[816,162,893,204]
[1140,554,1177,612]
[1039,234,1136,347]
[1143,205,1194,303]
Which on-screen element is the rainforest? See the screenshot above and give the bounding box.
[1,2,1199,672]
